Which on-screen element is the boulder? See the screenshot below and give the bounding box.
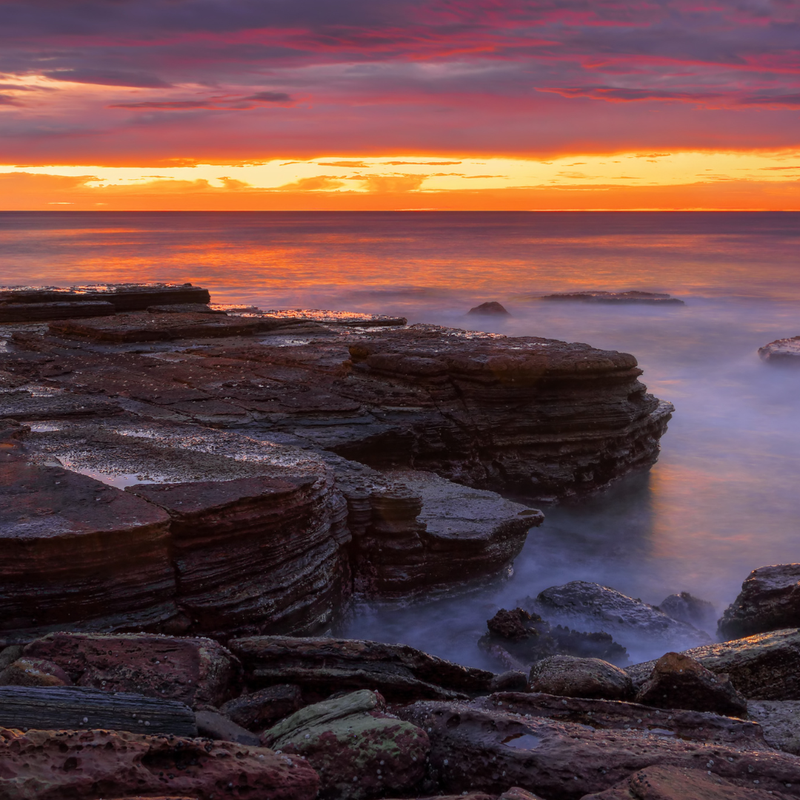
[718,564,800,639]
[581,764,784,800]
[747,700,800,756]
[658,592,717,633]
[758,336,800,364]
[397,698,800,799]
[634,652,748,717]
[220,684,304,730]
[533,582,710,654]
[0,657,71,687]
[529,656,633,701]
[0,685,197,737]
[263,689,429,800]
[23,632,237,708]
[626,628,800,701]
[468,302,511,316]
[228,636,493,702]
[0,727,319,800]
[480,607,629,667]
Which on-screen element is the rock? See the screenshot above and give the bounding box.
[0,657,71,687]
[0,685,197,736]
[228,636,493,702]
[0,727,319,800]
[718,564,800,639]
[480,607,629,667]
[0,645,23,670]
[539,291,684,305]
[476,692,765,747]
[220,684,304,730]
[634,652,748,717]
[759,336,800,364]
[147,303,222,314]
[581,764,784,800]
[397,697,800,798]
[23,632,237,708]
[533,581,710,654]
[658,592,717,633]
[264,689,429,800]
[0,300,116,323]
[747,700,800,755]
[529,655,633,701]
[490,671,530,693]
[0,454,177,641]
[626,628,800,700]
[468,302,511,316]
[194,708,261,745]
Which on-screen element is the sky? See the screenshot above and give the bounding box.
[1,0,799,210]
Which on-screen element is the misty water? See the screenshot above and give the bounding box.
[2,211,800,666]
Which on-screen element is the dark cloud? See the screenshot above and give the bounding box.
[0,93,22,105]
[243,91,293,103]
[109,100,216,110]
[42,69,172,88]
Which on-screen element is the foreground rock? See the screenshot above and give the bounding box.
[718,564,800,639]
[21,632,237,707]
[627,627,800,700]
[229,636,493,702]
[759,336,800,364]
[397,696,800,798]
[582,764,787,800]
[529,655,633,700]
[539,291,684,305]
[634,652,748,717]
[532,581,710,655]
[748,700,800,756]
[264,689,429,800]
[0,685,197,736]
[0,727,319,800]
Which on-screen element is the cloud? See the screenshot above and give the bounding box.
[0,93,23,106]
[317,160,368,167]
[43,70,172,88]
[109,100,216,110]
[275,175,346,191]
[242,91,293,103]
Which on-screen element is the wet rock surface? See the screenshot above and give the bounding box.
[0,726,319,800]
[532,581,710,654]
[718,564,800,640]
[634,652,748,717]
[748,700,800,756]
[229,636,493,702]
[529,655,633,701]
[626,628,800,700]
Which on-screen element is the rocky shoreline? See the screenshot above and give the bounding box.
[5,283,797,798]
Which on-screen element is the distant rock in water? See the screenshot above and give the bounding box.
[658,591,717,634]
[539,290,684,305]
[468,301,510,316]
[759,336,800,364]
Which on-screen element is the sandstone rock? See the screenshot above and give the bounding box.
[0,645,23,670]
[539,291,684,305]
[626,628,800,701]
[398,698,800,799]
[0,283,210,310]
[718,564,800,639]
[490,672,530,693]
[194,708,260,745]
[759,336,800,364]
[634,652,748,717]
[0,727,319,800]
[658,592,717,633]
[0,300,115,323]
[264,689,429,800]
[229,636,494,702]
[0,686,197,737]
[23,632,237,708]
[529,655,633,700]
[480,607,629,667]
[468,302,510,316]
[748,700,800,756]
[581,764,787,800]
[0,657,71,687]
[475,692,765,747]
[533,581,710,654]
[220,684,304,730]
[0,455,177,641]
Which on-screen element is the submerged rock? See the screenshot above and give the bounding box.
[718,563,800,639]
[532,581,710,654]
[627,627,800,700]
[539,290,684,305]
[468,301,510,316]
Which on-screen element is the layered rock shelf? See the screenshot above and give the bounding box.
[0,283,671,644]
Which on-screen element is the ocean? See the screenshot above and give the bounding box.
[3,210,800,665]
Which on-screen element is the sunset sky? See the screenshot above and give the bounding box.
[1,0,799,210]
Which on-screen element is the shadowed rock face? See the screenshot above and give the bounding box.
[718,564,800,639]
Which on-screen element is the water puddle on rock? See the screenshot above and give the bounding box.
[502,733,541,750]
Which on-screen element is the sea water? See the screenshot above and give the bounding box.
[2,210,799,665]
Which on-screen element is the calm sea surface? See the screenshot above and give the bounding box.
[3,211,800,665]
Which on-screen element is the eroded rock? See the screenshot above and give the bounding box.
[748,700,800,756]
